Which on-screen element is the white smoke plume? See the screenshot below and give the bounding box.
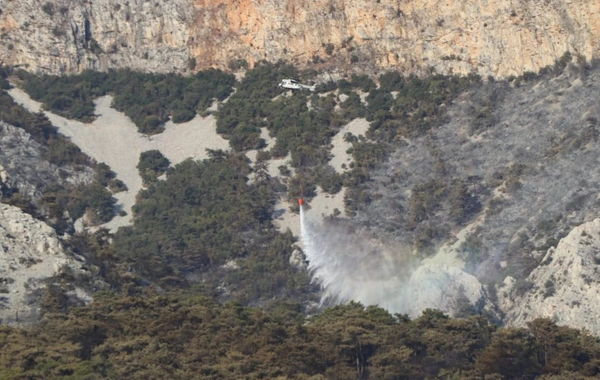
[299,207,487,317]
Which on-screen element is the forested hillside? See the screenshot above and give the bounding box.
[1,292,600,379]
[0,67,120,234]
[2,54,600,378]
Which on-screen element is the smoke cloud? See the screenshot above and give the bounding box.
[300,208,486,317]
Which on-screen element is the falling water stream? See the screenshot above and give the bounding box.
[299,206,413,312]
[298,206,479,316]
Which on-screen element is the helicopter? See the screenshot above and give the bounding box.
[278,78,316,92]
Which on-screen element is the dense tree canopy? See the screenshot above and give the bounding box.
[114,152,310,303]
[1,294,599,379]
[19,69,235,134]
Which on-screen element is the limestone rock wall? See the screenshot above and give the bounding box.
[0,0,193,74]
[0,203,90,325]
[502,219,600,335]
[0,0,598,77]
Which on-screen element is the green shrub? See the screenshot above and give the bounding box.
[448,179,481,224]
[0,67,10,90]
[114,153,309,301]
[108,178,128,193]
[137,150,170,185]
[171,108,196,123]
[369,74,480,141]
[378,71,403,92]
[339,91,366,119]
[228,59,248,71]
[350,74,376,92]
[513,279,534,297]
[42,2,54,15]
[407,180,446,228]
[543,279,556,298]
[94,162,116,186]
[46,136,89,166]
[67,182,116,224]
[85,183,117,223]
[324,43,334,55]
[315,165,343,194]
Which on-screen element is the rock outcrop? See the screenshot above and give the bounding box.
[0,203,90,325]
[0,121,92,203]
[404,263,492,318]
[0,0,598,78]
[502,219,600,335]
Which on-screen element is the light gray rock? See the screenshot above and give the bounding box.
[0,0,193,74]
[0,203,91,325]
[503,219,600,335]
[0,165,8,184]
[221,259,240,270]
[404,263,490,318]
[290,248,307,270]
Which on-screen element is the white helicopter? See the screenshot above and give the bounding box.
[278,78,316,92]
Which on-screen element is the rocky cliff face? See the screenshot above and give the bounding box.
[0,0,598,77]
[502,219,600,335]
[0,203,90,325]
[0,121,92,202]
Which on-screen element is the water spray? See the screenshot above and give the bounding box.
[299,202,410,311]
[297,200,480,317]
